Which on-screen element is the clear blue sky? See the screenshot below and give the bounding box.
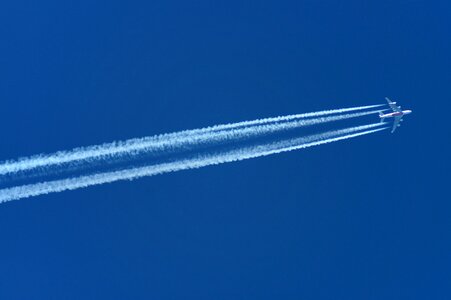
[0,0,450,299]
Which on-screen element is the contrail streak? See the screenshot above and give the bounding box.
[0,107,382,177]
[201,104,385,129]
[0,123,387,204]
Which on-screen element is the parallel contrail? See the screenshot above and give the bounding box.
[0,106,382,177]
[0,123,387,203]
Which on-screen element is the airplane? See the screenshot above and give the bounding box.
[379,97,412,133]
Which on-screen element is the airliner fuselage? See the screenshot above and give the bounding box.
[379,109,412,119]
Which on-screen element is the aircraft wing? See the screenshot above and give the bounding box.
[391,116,403,133]
[386,97,402,112]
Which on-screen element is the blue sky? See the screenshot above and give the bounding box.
[0,0,450,299]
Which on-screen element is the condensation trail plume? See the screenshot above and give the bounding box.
[0,107,382,177]
[0,123,387,203]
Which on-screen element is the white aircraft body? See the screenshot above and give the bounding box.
[379,97,412,133]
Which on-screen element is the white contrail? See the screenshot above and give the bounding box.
[0,107,382,177]
[0,123,387,204]
[199,104,385,129]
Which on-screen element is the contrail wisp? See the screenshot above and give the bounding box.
[0,107,382,177]
[0,123,387,203]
